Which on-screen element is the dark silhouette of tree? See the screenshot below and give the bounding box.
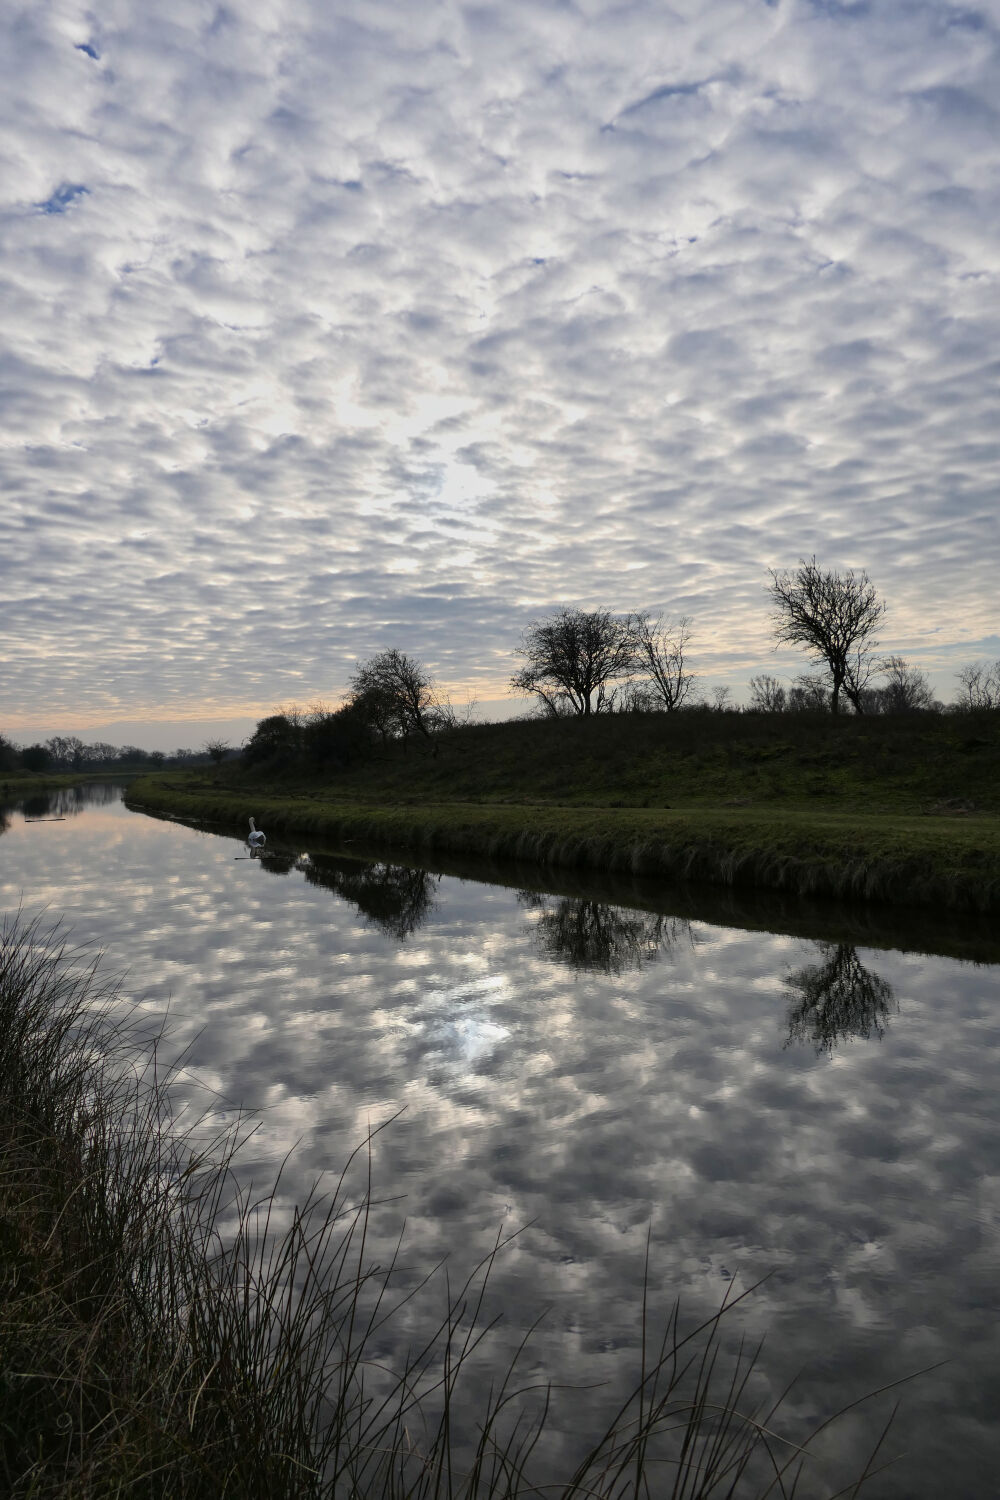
[0,733,17,774]
[787,675,831,713]
[350,650,438,745]
[747,674,787,712]
[784,944,896,1054]
[627,614,695,711]
[519,893,689,974]
[865,657,937,714]
[511,608,635,716]
[85,742,121,766]
[20,744,52,772]
[44,735,86,769]
[243,713,303,768]
[768,558,886,715]
[203,739,232,765]
[954,660,1000,711]
[302,701,376,770]
[303,856,438,940]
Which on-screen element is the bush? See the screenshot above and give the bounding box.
[242,712,304,770]
[19,744,51,772]
[302,701,376,771]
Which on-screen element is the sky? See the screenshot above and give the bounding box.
[3,0,999,750]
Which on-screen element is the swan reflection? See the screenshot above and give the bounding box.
[519,893,691,974]
[784,943,896,1054]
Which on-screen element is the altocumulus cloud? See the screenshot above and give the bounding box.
[2,0,999,729]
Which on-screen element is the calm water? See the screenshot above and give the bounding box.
[3,784,1000,1495]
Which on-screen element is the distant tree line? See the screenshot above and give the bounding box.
[0,733,228,776]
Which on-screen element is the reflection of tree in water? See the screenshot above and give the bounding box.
[0,806,9,837]
[784,943,896,1054]
[303,856,438,940]
[519,893,690,975]
[19,785,120,820]
[254,849,299,876]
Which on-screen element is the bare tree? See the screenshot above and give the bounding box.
[511,608,635,716]
[767,558,886,715]
[747,674,787,713]
[44,735,86,769]
[203,738,232,765]
[429,695,478,731]
[787,675,832,713]
[86,742,120,766]
[627,614,695,711]
[871,656,936,713]
[954,660,1000,711]
[351,649,438,743]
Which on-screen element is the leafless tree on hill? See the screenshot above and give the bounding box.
[511,608,635,717]
[768,558,886,715]
[870,657,936,713]
[788,676,832,712]
[350,649,439,744]
[954,660,1000,711]
[627,613,695,711]
[748,674,787,713]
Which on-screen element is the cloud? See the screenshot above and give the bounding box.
[2,0,999,729]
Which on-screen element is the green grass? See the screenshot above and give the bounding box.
[127,708,1000,915]
[0,913,910,1498]
[262,708,1000,814]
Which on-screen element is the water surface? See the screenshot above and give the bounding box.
[3,784,999,1495]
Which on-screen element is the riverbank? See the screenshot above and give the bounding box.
[127,770,1000,914]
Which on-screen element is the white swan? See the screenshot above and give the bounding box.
[248,816,266,850]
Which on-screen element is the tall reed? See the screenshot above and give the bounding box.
[0,912,908,1497]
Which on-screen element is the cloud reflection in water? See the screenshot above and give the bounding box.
[2,787,1000,1495]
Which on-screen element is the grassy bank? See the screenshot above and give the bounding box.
[0,914,902,1497]
[127,771,1000,914]
[126,711,1000,913]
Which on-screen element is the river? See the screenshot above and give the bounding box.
[2,782,999,1496]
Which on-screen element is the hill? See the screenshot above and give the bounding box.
[240,707,1000,814]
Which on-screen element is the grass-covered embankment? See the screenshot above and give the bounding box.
[127,710,1000,913]
[0,913,899,1497]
